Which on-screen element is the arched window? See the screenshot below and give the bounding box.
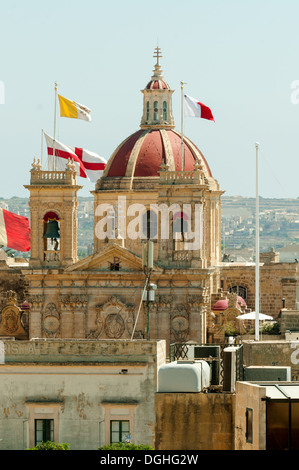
[228,285,248,302]
[142,210,158,239]
[43,212,60,259]
[173,212,188,251]
[153,101,159,121]
[146,101,150,121]
[163,101,167,121]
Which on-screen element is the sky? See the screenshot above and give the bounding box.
[1,0,299,200]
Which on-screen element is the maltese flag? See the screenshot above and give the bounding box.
[0,209,30,252]
[184,94,215,121]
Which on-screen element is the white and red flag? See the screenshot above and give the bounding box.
[184,94,215,121]
[0,208,30,252]
[44,133,106,182]
[73,148,107,182]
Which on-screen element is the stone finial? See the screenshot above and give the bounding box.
[159,161,169,172]
[31,158,42,171]
[6,290,17,306]
[228,292,238,308]
[66,158,76,172]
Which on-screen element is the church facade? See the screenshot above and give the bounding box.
[18,49,224,350]
[0,49,298,350]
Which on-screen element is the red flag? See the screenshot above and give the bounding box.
[0,208,30,252]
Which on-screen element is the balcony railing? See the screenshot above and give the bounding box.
[44,250,60,262]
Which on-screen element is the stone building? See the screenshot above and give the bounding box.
[1,48,299,451]
[18,48,223,351]
[0,338,165,450]
[1,48,299,349]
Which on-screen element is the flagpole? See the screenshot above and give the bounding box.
[255,142,260,341]
[41,129,44,169]
[53,81,58,171]
[180,81,187,171]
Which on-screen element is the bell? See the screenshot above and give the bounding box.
[43,220,60,239]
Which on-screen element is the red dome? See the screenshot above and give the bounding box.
[104,129,212,179]
[21,301,30,310]
[213,296,247,311]
[146,79,170,90]
[213,299,229,311]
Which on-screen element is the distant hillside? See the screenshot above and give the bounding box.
[1,195,299,262]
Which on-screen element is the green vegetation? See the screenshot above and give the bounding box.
[98,442,154,450]
[27,441,70,450]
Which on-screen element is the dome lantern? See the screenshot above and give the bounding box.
[140,47,175,129]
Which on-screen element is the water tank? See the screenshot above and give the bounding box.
[158,360,211,393]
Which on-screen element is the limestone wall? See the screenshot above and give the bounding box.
[242,340,299,380]
[234,382,266,450]
[0,339,165,450]
[220,263,298,317]
[155,392,235,450]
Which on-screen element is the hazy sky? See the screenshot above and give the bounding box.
[1,0,299,200]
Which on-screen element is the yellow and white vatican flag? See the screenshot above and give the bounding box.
[58,94,91,121]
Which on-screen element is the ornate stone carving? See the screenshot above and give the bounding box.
[58,294,88,309]
[42,302,60,338]
[158,295,173,309]
[27,295,44,310]
[228,292,238,308]
[89,296,135,339]
[0,291,28,339]
[170,304,189,342]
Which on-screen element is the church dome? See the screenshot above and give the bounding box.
[103,128,212,178]
[146,79,170,90]
[96,48,218,191]
[212,297,247,311]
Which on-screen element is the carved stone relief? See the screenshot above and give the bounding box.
[88,295,135,339]
[170,304,189,342]
[42,302,60,338]
[0,290,28,339]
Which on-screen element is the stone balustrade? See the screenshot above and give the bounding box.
[159,170,204,184]
[30,169,77,185]
[44,250,60,262]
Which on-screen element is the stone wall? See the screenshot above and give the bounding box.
[280,310,299,334]
[220,263,298,318]
[242,340,299,381]
[0,263,28,312]
[155,392,235,450]
[234,382,266,450]
[0,339,166,450]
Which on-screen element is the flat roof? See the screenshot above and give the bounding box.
[264,384,299,400]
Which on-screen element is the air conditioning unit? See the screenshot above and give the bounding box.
[244,366,291,382]
[187,345,221,386]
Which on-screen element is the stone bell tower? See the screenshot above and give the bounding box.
[24,158,82,268]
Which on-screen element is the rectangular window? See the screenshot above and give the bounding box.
[246,408,253,443]
[35,419,54,445]
[110,420,130,444]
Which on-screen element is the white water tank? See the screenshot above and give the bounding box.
[158,360,211,392]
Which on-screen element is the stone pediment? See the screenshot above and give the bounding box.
[65,243,162,273]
